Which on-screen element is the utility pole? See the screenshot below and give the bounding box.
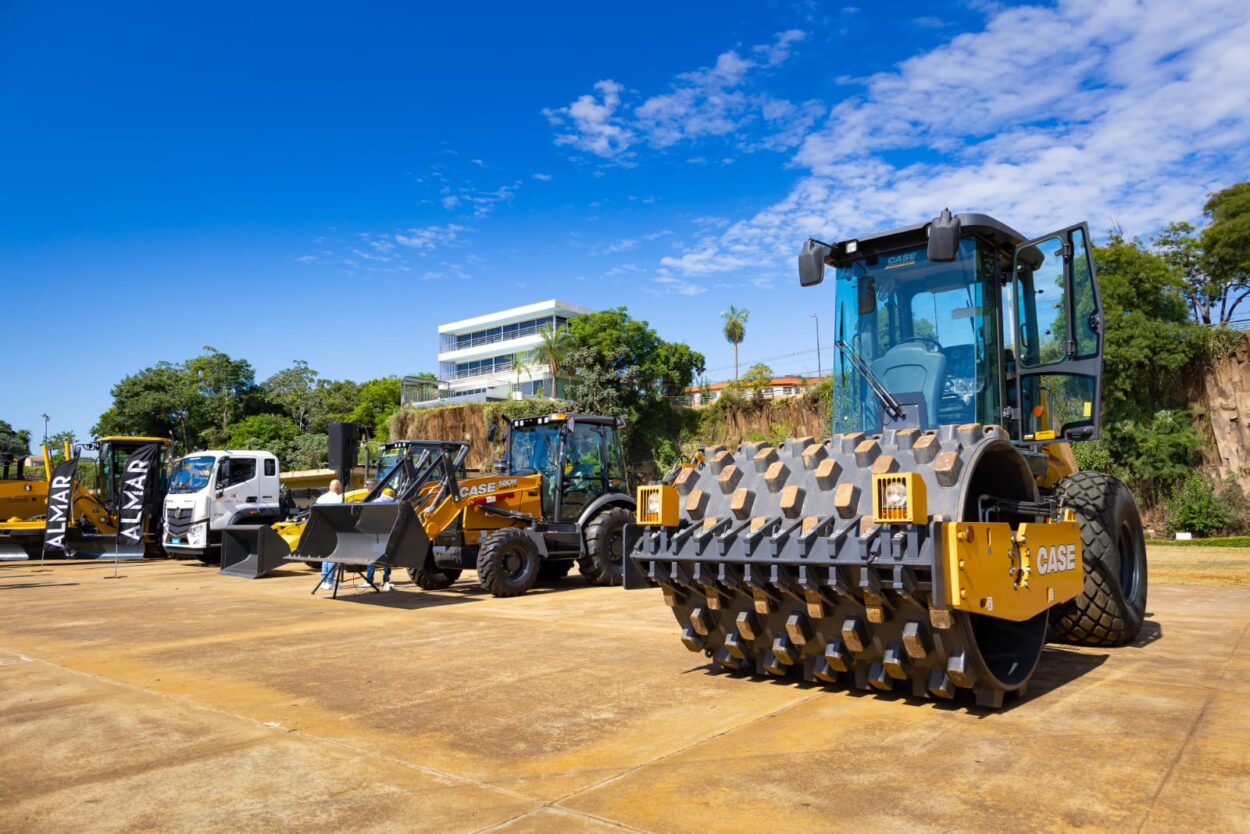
[41,413,49,445]
[812,314,822,378]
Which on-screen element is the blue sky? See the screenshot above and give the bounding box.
[3,0,1249,442]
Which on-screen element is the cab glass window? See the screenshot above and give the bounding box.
[1014,235,1068,367]
[1070,227,1099,359]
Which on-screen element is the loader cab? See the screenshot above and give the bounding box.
[505,414,628,522]
[801,212,1102,446]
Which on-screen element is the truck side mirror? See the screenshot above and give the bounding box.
[486,424,499,443]
[798,239,831,286]
[927,208,961,262]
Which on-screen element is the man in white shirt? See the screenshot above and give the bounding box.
[316,479,343,590]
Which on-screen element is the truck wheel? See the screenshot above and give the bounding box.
[407,567,462,590]
[578,506,632,587]
[1050,471,1148,646]
[538,560,573,581]
[476,528,540,597]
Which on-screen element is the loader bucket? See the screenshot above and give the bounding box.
[220,524,292,578]
[287,502,431,570]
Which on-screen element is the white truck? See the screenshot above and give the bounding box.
[162,450,283,562]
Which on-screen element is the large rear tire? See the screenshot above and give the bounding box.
[476,528,540,597]
[578,506,632,587]
[1050,471,1148,646]
[407,566,462,590]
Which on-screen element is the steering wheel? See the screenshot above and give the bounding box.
[896,336,943,353]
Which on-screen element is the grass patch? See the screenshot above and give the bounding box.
[1146,536,1250,548]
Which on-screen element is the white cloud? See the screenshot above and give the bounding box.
[394,224,468,250]
[544,30,812,161]
[532,172,553,181]
[441,195,460,210]
[663,0,1250,280]
[293,255,317,264]
[601,238,638,254]
[651,274,708,296]
[544,79,636,160]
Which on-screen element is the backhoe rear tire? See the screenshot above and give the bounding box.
[407,567,462,590]
[476,528,540,597]
[578,506,632,587]
[1050,471,1148,646]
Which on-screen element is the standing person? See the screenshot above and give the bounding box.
[364,486,396,590]
[316,479,343,591]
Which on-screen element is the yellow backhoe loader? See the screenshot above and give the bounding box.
[0,436,172,559]
[225,414,636,597]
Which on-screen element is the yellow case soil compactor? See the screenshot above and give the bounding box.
[626,210,1148,708]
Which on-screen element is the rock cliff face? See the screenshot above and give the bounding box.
[1201,331,1250,488]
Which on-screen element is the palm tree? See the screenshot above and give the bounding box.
[510,351,533,398]
[721,305,749,383]
[532,324,571,393]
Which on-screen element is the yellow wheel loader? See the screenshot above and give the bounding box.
[226,414,636,596]
[625,211,1148,708]
[0,436,172,559]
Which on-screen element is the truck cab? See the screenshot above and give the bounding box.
[163,450,281,562]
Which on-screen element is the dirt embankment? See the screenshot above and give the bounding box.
[1198,330,1250,490]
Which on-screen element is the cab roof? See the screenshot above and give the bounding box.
[98,436,173,446]
[824,212,1027,267]
[510,413,624,428]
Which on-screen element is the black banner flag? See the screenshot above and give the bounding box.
[41,453,79,558]
[116,443,161,550]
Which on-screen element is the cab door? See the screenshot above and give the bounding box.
[1010,223,1102,443]
[213,456,258,528]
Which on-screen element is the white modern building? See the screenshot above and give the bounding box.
[408,299,593,407]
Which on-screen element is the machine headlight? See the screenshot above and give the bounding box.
[189,524,206,546]
[646,491,661,517]
[883,481,909,510]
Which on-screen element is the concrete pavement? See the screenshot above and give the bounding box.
[1,548,1248,832]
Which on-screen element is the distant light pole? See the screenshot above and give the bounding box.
[41,414,50,445]
[812,314,822,378]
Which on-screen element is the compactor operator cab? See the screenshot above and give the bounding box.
[503,414,629,522]
[799,211,1102,447]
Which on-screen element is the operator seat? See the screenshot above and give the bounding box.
[870,342,946,427]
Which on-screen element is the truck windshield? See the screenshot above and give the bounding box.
[832,238,999,433]
[168,455,215,494]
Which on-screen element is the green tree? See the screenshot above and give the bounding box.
[1094,235,1202,424]
[0,420,30,457]
[721,304,749,382]
[186,346,258,447]
[94,362,200,451]
[741,363,773,399]
[1200,181,1250,323]
[346,377,403,440]
[315,379,362,427]
[262,360,322,432]
[564,307,705,478]
[532,323,572,384]
[227,413,300,451]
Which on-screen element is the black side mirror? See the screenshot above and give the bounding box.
[216,458,231,488]
[927,208,961,262]
[486,424,499,443]
[798,239,832,286]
